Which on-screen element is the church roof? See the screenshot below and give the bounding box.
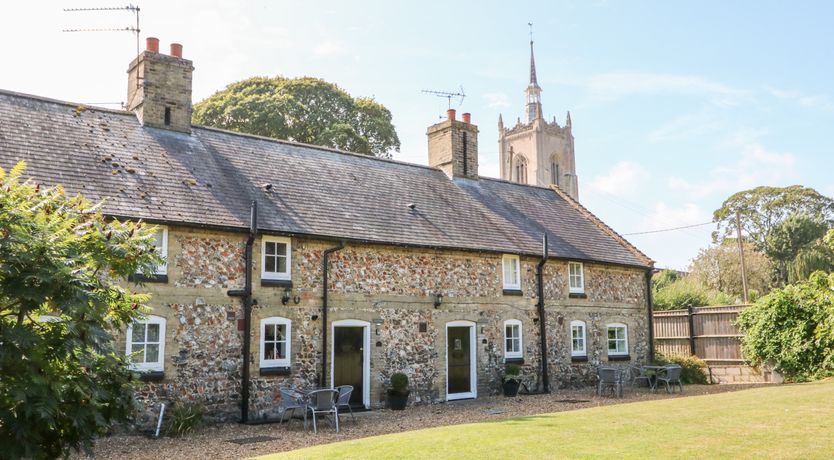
[0,89,652,268]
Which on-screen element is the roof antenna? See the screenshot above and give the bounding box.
[63,4,141,108]
[421,87,466,119]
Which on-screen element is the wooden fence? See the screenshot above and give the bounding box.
[653,305,750,364]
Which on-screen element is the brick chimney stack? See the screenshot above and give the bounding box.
[127,37,194,133]
[427,109,479,179]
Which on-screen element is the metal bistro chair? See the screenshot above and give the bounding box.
[597,367,623,398]
[656,365,684,394]
[278,387,307,429]
[629,364,652,389]
[306,389,340,433]
[335,385,356,424]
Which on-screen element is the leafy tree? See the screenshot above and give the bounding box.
[0,162,161,459]
[765,214,833,284]
[713,185,834,251]
[689,240,772,299]
[737,272,834,381]
[651,269,680,292]
[192,76,401,158]
[652,275,735,311]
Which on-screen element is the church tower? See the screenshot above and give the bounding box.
[498,38,579,200]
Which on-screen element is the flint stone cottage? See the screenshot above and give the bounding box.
[0,38,654,423]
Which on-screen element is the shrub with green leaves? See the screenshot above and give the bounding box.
[737,272,834,381]
[503,363,522,383]
[163,401,206,437]
[390,372,409,393]
[653,276,738,311]
[654,353,709,384]
[0,162,162,458]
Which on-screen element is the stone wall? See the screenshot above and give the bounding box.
[127,225,650,425]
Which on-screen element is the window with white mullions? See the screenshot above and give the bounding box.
[262,236,291,280]
[126,315,166,371]
[607,323,628,356]
[570,320,586,357]
[260,317,292,368]
[502,255,521,290]
[504,319,523,359]
[569,262,584,293]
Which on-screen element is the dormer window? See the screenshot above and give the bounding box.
[262,236,291,281]
[569,262,584,294]
[502,254,520,291]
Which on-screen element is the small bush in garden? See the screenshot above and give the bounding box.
[655,353,708,384]
[503,363,522,383]
[163,401,206,437]
[390,372,409,394]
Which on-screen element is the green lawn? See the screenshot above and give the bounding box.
[258,380,834,460]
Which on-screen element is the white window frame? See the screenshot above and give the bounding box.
[569,261,584,294]
[260,316,292,368]
[261,236,292,281]
[503,319,523,359]
[607,323,629,357]
[570,320,586,357]
[126,315,166,372]
[137,226,168,275]
[502,254,521,290]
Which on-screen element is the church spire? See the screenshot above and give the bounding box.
[525,23,543,123]
[529,38,539,88]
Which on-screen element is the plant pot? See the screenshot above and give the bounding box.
[387,390,410,410]
[503,380,521,397]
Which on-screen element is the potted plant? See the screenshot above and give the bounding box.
[503,363,522,397]
[387,372,410,410]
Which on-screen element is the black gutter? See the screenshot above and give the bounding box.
[227,200,257,424]
[320,241,346,387]
[645,269,655,363]
[536,233,550,394]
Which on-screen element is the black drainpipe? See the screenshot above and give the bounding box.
[227,200,257,424]
[320,241,345,387]
[645,268,655,363]
[536,233,550,394]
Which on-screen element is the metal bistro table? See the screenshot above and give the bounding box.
[642,365,667,391]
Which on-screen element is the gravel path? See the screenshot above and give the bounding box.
[82,384,766,459]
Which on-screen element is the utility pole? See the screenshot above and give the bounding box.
[735,212,749,303]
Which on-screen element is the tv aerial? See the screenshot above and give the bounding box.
[421,86,466,110]
[62,4,142,108]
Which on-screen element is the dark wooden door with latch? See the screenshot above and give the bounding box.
[334,326,364,407]
[447,326,472,396]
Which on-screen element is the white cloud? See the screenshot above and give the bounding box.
[765,86,833,111]
[483,92,510,108]
[585,72,746,106]
[589,161,650,196]
[666,129,798,199]
[647,111,725,143]
[643,202,710,232]
[313,41,348,57]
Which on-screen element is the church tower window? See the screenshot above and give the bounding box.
[515,156,528,184]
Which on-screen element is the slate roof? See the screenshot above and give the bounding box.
[0,89,652,268]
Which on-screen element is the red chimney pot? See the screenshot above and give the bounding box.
[447,109,456,122]
[146,37,159,53]
[170,43,183,58]
[462,113,471,124]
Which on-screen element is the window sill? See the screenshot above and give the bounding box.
[504,357,524,365]
[260,279,293,288]
[502,289,523,296]
[129,273,169,284]
[136,371,165,382]
[607,354,631,362]
[571,355,588,363]
[259,366,291,376]
[568,292,587,299]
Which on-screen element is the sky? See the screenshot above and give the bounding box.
[1,1,832,269]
